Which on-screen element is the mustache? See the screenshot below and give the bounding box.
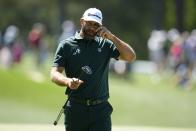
[82,29,98,37]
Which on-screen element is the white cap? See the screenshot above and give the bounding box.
[81,8,103,25]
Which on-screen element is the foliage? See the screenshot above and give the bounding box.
[0,0,196,59]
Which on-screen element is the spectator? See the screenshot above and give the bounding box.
[147,30,167,72]
[28,23,46,68]
[0,25,20,68]
[58,20,76,42]
[3,25,19,48]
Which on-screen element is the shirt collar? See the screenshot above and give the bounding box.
[74,31,83,40]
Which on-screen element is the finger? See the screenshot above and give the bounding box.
[100,32,107,39]
[69,84,77,89]
[72,82,80,88]
[70,86,78,90]
[99,30,105,37]
[73,79,84,85]
[103,32,107,37]
[74,80,84,85]
[96,27,102,34]
[98,27,107,35]
[72,78,79,82]
[69,79,78,88]
[78,79,84,84]
[97,29,103,36]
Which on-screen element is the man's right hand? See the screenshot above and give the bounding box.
[67,78,84,90]
[50,67,84,88]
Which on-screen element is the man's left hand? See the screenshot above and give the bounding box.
[97,26,114,40]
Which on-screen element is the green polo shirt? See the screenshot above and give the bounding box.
[53,32,120,100]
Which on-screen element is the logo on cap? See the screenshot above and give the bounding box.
[87,13,102,19]
[82,8,103,25]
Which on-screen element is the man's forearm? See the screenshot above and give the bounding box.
[98,26,136,61]
[110,34,136,62]
[50,71,70,87]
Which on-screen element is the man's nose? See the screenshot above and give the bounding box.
[87,27,97,33]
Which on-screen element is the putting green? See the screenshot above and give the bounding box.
[0,124,195,131]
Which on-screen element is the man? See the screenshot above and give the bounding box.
[50,8,136,131]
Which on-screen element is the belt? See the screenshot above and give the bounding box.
[69,97,107,106]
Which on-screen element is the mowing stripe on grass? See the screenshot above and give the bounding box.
[0,124,195,131]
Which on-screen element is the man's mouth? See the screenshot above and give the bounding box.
[85,29,97,37]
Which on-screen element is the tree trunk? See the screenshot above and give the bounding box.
[175,0,184,32]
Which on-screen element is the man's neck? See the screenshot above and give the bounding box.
[79,30,85,38]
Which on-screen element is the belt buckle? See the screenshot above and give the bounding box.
[86,100,90,106]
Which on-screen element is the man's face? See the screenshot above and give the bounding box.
[81,20,101,39]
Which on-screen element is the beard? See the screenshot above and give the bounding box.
[82,26,98,39]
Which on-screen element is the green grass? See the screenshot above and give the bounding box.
[110,74,196,128]
[0,67,66,123]
[0,54,196,128]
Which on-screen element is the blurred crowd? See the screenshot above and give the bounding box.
[0,25,23,67]
[0,23,47,69]
[148,29,196,89]
[0,22,195,89]
[0,20,76,70]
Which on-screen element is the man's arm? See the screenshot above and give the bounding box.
[109,35,136,62]
[50,66,83,89]
[97,27,136,62]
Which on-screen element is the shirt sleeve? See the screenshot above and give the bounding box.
[107,40,120,60]
[52,41,67,67]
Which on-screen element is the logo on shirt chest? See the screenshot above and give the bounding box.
[73,48,81,56]
[97,48,102,52]
[97,43,105,53]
